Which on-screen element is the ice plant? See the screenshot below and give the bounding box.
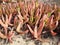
[27,15,48,41]
[46,15,58,36]
[15,8,29,34]
[0,0,60,43]
[0,14,13,35]
[0,14,13,43]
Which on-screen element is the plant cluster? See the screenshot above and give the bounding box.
[0,0,60,43]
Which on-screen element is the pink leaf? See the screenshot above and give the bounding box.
[27,24,34,35]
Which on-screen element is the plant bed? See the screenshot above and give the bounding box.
[0,0,60,45]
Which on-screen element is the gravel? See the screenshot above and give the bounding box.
[0,34,59,45]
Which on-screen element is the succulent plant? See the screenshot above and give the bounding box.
[0,0,60,43]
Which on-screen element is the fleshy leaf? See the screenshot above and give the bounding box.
[27,24,34,35]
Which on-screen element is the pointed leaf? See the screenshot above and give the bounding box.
[27,24,34,35]
[38,19,45,36]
